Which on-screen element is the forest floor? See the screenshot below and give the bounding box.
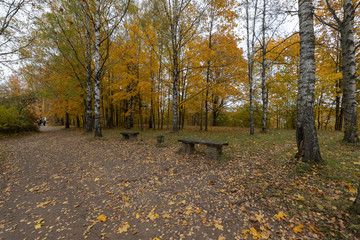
[0,126,359,240]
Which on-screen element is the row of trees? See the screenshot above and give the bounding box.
[0,0,358,144]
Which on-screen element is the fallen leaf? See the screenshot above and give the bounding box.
[349,187,357,194]
[250,227,261,239]
[214,222,224,230]
[36,200,51,208]
[97,215,107,222]
[308,223,321,234]
[295,194,305,201]
[35,224,42,229]
[148,207,159,220]
[293,224,304,233]
[274,211,287,221]
[118,222,130,233]
[34,218,44,224]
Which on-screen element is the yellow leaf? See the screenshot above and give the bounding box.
[218,235,226,240]
[250,227,261,239]
[308,224,321,234]
[34,218,44,224]
[36,201,51,208]
[349,187,357,194]
[153,238,160,240]
[214,223,224,231]
[274,211,287,221]
[162,213,172,219]
[136,213,140,219]
[148,207,159,220]
[94,178,100,182]
[255,213,264,223]
[296,194,305,201]
[35,224,42,229]
[97,215,107,222]
[118,222,130,233]
[168,201,175,206]
[293,224,304,233]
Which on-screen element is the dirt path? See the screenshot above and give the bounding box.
[0,128,321,239]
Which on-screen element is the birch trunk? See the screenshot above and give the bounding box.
[296,0,322,163]
[261,0,268,132]
[93,0,102,137]
[172,52,179,132]
[85,9,93,133]
[341,0,358,143]
[245,0,257,135]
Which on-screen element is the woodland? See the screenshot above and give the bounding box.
[0,0,360,239]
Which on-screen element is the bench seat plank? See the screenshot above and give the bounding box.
[178,138,228,160]
[120,132,139,140]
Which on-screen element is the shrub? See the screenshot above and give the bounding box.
[0,105,38,134]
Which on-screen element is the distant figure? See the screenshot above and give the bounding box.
[43,117,47,126]
[36,118,42,127]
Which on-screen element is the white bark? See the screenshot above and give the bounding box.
[296,0,322,162]
[341,0,358,143]
[85,10,93,133]
[94,0,102,137]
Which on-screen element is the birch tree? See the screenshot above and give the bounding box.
[296,0,322,162]
[86,0,130,137]
[151,0,206,132]
[316,0,358,143]
[244,0,259,135]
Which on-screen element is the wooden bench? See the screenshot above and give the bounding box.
[178,138,228,160]
[120,132,139,140]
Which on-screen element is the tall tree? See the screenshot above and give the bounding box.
[296,0,322,162]
[0,0,34,72]
[85,0,130,137]
[244,0,259,135]
[152,0,205,132]
[316,0,358,142]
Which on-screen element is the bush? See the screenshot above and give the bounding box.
[0,105,38,134]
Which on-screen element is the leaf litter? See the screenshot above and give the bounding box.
[0,127,359,239]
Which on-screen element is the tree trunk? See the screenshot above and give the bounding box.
[76,115,80,128]
[138,93,144,130]
[296,0,322,163]
[172,53,179,132]
[245,0,257,135]
[85,10,93,133]
[341,0,358,143]
[93,0,102,137]
[65,111,70,129]
[261,0,268,132]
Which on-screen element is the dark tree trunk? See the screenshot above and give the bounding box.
[65,111,70,129]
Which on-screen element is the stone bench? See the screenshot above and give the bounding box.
[120,132,139,140]
[178,138,228,160]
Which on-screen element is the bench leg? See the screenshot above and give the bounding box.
[206,146,222,160]
[122,135,129,140]
[129,135,137,140]
[182,143,195,154]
